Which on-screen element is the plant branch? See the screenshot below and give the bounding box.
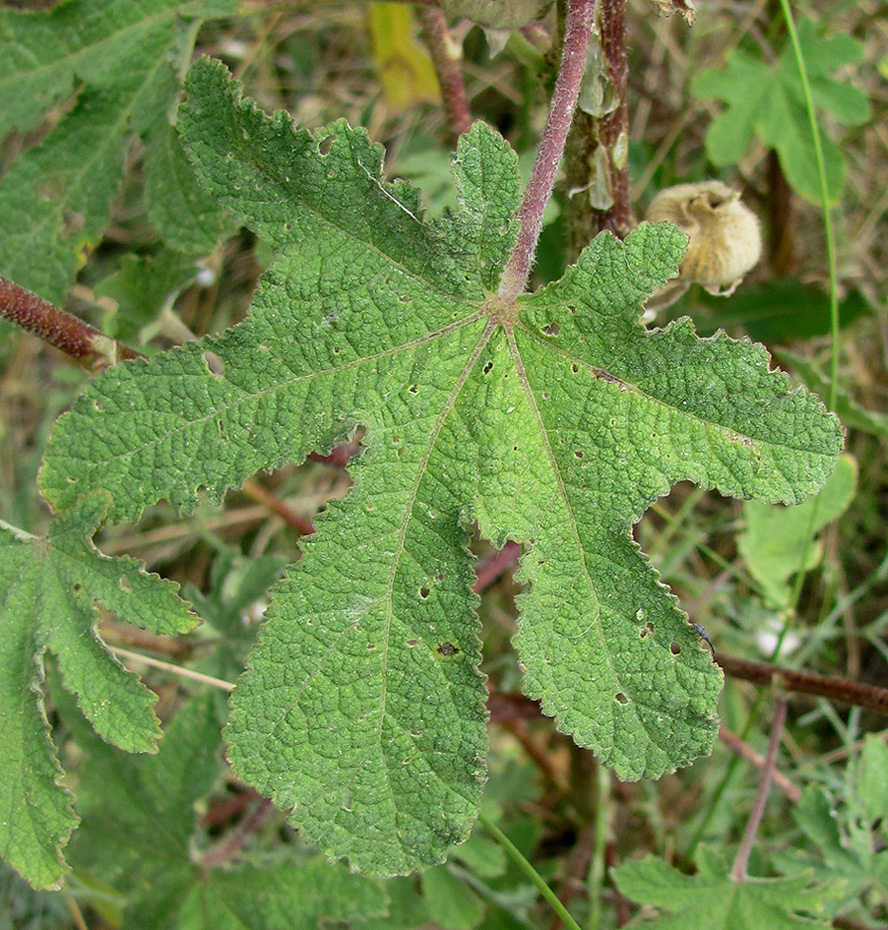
[718,724,800,802]
[730,698,787,882]
[563,0,633,259]
[108,646,235,692]
[0,275,142,365]
[473,540,521,592]
[416,5,472,138]
[498,0,596,301]
[717,654,888,718]
[479,813,583,930]
[241,478,316,535]
[198,797,276,868]
[487,652,888,720]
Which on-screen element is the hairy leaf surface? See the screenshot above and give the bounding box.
[40,59,843,874]
[0,495,197,889]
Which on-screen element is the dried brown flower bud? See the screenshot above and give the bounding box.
[645,181,762,306]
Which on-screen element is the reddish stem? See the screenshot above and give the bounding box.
[473,540,521,593]
[241,478,315,536]
[416,6,472,138]
[485,652,888,720]
[717,654,888,717]
[718,724,800,802]
[0,275,141,365]
[730,698,787,882]
[199,797,276,868]
[499,0,596,301]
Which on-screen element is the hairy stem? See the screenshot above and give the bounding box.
[730,698,787,882]
[416,6,472,137]
[499,0,595,301]
[563,0,632,261]
[0,276,141,365]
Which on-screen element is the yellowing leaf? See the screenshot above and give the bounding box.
[369,5,440,111]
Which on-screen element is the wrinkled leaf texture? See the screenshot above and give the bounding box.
[40,59,843,875]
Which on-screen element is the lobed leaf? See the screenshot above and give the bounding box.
[614,849,839,928]
[691,18,870,205]
[0,495,197,889]
[40,59,842,874]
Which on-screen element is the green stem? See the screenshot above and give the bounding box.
[776,0,840,409]
[769,0,843,662]
[688,5,845,855]
[478,813,583,930]
[586,766,610,930]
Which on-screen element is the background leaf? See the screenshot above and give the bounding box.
[0,495,197,889]
[691,18,870,205]
[70,693,389,929]
[613,849,838,929]
[0,0,235,303]
[738,453,856,607]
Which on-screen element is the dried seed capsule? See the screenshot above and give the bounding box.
[645,180,762,298]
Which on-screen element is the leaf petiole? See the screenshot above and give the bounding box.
[498,0,596,301]
[478,813,585,930]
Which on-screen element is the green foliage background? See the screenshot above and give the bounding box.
[0,2,885,929]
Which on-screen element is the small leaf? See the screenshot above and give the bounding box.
[858,735,888,826]
[691,18,870,205]
[739,453,856,606]
[0,495,197,889]
[772,780,886,912]
[421,866,485,930]
[613,849,838,928]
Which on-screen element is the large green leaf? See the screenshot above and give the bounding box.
[0,495,197,889]
[40,58,843,875]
